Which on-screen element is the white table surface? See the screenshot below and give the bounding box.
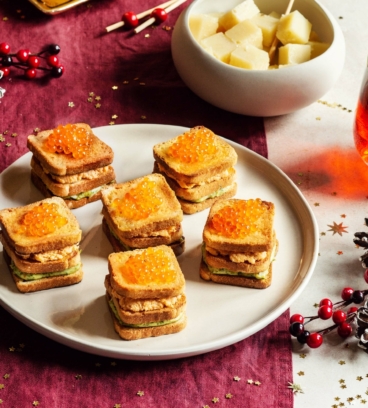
[266,0,368,406]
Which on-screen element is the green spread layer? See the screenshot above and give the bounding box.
[11,263,81,281]
[65,180,115,201]
[179,185,233,203]
[202,243,272,280]
[108,299,182,328]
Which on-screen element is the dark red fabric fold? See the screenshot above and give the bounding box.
[0,0,292,406]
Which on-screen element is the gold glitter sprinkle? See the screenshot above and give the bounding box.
[111,114,118,119]
[137,391,144,397]
[75,374,82,379]
[225,394,233,399]
[328,222,348,236]
[233,376,241,381]
[95,96,101,101]
[288,382,304,394]
[297,371,304,376]
[2,374,9,379]
[0,385,4,390]
[89,92,95,96]
[112,86,118,90]
[87,97,93,103]
[11,133,17,137]
[109,122,115,126]
[95,103,101,109]
[212,397,219,403]
[32,402,39,407]
[68,102,75,107]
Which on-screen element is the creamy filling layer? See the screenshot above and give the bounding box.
[65,180,115,200]
[11,262,81,281]
[179,184,233,203]
[108,299,183,328]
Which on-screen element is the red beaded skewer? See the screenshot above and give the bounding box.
[105,0,177,32]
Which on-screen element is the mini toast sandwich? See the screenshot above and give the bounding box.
[105,245,187,340]
[27,123,115,209]
[0,197,83,293]
[101,173,185,256]
[200,198,277,289]
[153,126,238,214]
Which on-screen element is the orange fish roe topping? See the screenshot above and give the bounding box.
[120,248,177,285]
[43,124,91,159]
[111,179,163,220]
[167,127,218,164]
[209,199,267,238]
[17,202,68,237]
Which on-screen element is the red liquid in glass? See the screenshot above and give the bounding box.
[354,80,368,164]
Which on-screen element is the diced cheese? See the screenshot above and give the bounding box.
[251,13,279,48]
[201,32,237,63]
[218,0,260,31]
[269,11,281,19]
[189,14,219,41]
[308,41,330,59]
[225,19,263,48]
[229,45,269,70]
[276,10,312,45]
[278,43,311,65]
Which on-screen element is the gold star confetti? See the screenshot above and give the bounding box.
[75,374,82,379]
[3,130,8,135]
[0,385,4,390]
[11,133,17,137]
[225,394,233,399]
[112,85,118,90]
[113,404,121,408]
[110,362,117,366]
[68,102,75,107]
[335,397,341,401]
[357,395,362,399]
[321,232,326,236]
[316,117,321,120]
[287,382,304,394]
[0,136,4,142]
[141,115,146,120]
[32,402,39,406]
[95,103,101,109]
[95,96,101,101]
[339,379,345,384]
[3,17,8,21]
[362,400,367,404]
[357,377,364,381]
[297,371,304,376]
[5,143,11,147]
[137,391,144,397]
[9,347,15,352]
[347,397,354,403]
[139,82,146,86]
[162,25,171,31]
[299,353,307,358]
[341,384,347,389]
[145,33,150,38]
[341,214,346,218]
[328,222,348,236]
[123,81,129,85]
[203,405,210,408]
[87,97,93,103]
[0,399,3,404]
[314,202,320,206]
[134,77,139,81]
[337,250,343,255]
[2,374,9,379]
[339,360,346,365]
[109,122,115,126]
[233,376,241,381]
[247,379,254,384]
[89,92,95,96]
[254,381,261,386]
[34,128,40,133]
[112,114,118,119]
[212,397,219,403]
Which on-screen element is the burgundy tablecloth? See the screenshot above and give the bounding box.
[0,1,292,407]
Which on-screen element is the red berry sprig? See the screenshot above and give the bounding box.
[289,288,368,348]
[0,43,64,80]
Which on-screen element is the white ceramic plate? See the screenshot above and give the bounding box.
[0,124,318,360]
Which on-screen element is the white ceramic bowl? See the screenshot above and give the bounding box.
[171,0,345,117]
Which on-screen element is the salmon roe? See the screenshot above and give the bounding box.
[18,202,68,237]
[111,179,163,220]
[43,124,91,159]
[120,247,177,285]
[167,127,218,164]
[209,199,267,238]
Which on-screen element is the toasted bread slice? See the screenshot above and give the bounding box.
[27,123,114,176]
[106,292,187,340]
[153,126,237,185]
[31,157,116,197]
[101,174,183,238]
[0,231,81,273]
[3,248,83,293]
[203,199,275,252]
[0,197,82,255]
[108,246,185,299]
[199,259,272,289]
[102,217,185,256]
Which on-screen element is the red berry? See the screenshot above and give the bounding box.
[25,68,37,79]
[319,298,333,307]
[122,11,139,28]
[347,306,358,314]
[352,290,364,304]
[364,269,368,284]
[306,332,323,348]
[0,42,10,55]
[337,322,352,338]
[16,49,30,63]
[332,310,346,324]
[28,56,40,68]
[46,55,59,67]
[341,287,354,301]
[290,314,304,324]
[51,65,64,78]
[0,67,10,76]
[318,305,333,320]
[151,8,167,23]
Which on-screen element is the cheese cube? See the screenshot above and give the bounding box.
[308,41,330,59]
[309,31,320,41]
[269,11,281,19]
[229,45,269,70]
[201,32,237,63]
[225,20,263,48]
[251,14,279,48]
[276,10,312,45]
[278,43,311,65]
[189,14,219,41]
[218,0,260,31]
